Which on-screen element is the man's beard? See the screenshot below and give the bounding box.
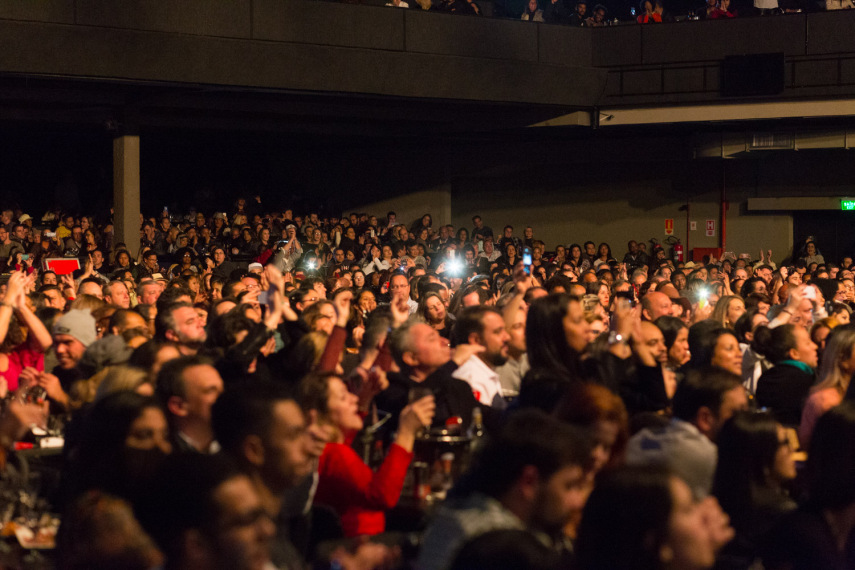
[177,332,206,349]
[485,350,508,368]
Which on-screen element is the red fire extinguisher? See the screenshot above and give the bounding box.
[663,236,684,262]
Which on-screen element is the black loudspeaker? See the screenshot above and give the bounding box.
[720,53,786,97]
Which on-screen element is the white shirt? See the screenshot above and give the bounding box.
[452,355,503,408]
[178,431,221,454]
[478,250,502,263]
[407,297,419,315]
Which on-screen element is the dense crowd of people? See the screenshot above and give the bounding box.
[0,201,853,570]
[380,0,848,27]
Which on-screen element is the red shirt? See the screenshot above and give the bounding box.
[637,12,662,22]
[709,7,736,17]
[314,441,413,537]
[1,346,44,392]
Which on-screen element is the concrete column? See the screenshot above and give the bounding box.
[113,135,141,258]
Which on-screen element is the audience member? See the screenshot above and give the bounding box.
[0,203,853,570]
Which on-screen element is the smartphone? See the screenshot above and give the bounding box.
[20,254,29,261]
[522,247,533,275]
[698,287,710,310]
[804,286,817,300]
[615,289,635,306]
[261,285,277,308]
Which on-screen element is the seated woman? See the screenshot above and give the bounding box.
[754,324,818,427]
[656,315,690,399]
[585,281,611,312]
[713,412,797,567]
[636,0,663,22]
[521,293,590,392]
[809,316,839,365]
[708,0,736,17]
[761,402,855,569]
[554,382,629,474]
[500,243,518,270]
[656,316,690,370]
[65,392,172,504]
[58,492,164,570]
[299,371,434,537]
[576,465,733,570]
[593,243,615,270]
[0,271,53,393]
[419,291,455,339]
[710,295,746,330]
[799,326,855,447]
[798,240,824,267]
[688,322,743,377]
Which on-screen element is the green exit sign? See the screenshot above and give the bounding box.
[843,200,855,211]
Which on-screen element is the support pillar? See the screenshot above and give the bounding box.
[113,135,141,258]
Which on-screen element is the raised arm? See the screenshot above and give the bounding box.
[0,273,28,348]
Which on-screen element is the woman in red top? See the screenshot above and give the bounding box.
[709,0,736,17]
[636,0,662,22]
[300,371,435,537]
[0,272,52,393]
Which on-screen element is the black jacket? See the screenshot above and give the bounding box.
[755,363,814,427]
[378,361,498,433]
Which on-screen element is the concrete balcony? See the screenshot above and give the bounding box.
[594,11,855,107]
[0,0,604,108]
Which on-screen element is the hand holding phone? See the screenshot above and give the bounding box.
[522,247,533,276]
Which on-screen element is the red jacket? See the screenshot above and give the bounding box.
[314,441,413,536]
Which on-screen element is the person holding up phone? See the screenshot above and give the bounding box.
[521,246,533,276]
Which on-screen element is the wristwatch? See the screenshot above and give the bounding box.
[608,331,627,346]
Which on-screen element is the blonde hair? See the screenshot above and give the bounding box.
[94,365,151,402]
[290,331,330,374]
[711,295,743,329]
[814,324,855,396]
[71,294,107,313]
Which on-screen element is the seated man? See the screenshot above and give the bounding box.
[103,280,131,309]
[156,355,224,453]
[213,383,320,569]
[626,368,748,498]
[495,284,530,395]
[417,410,592,570]
[137,453,277,570]
[19,308,97,411]
[155,302,207,356]
[450,307,510,408]
[641,291,673,321]
[379,321,491,431]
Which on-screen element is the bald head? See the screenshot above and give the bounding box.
[657,283,680,299]
[569,284,587,297]
[641,291,673,321]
